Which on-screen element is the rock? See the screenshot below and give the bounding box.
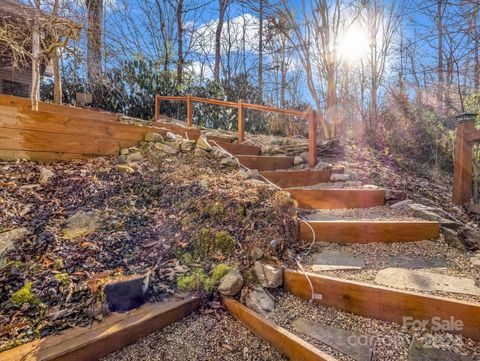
[284,248,297,261]
[180,139,195,151]
[120,148,130,155]
[300,151,309,162]
[314,161,332,170]
[194,148,208,157]
[126,152,143,162]
[39,168,55,185]
[165,132,181,141]
[212,147,229,159]
[311,251,365,271]
[344,181,362,187]
[0,228,30,254]
[384,255,447,269]
[196,135,211,151]
[293,318,373,361]
[63,210,102,240]
[470,253,480,266]
[460,228,480,251]
[144,132,164,143]
[362,184,379,189]
[220,157,238,167]
[116,164,135,174]
[375,268,480,296]
[254,261,283,288]
[250,247,264,261]
[293,156,304,165]
[331,165,344,173]
[245,288,274,315]
[104,273,150,312]
[154,142,179,155]
[330,173,350,182]
[409,203,459,228]
[390,199,413,209]
[442,228,466,251]
[218,269,244,296]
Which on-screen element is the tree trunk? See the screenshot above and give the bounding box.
[176,0,184,86]
[86,0,103,85]
[53,49,62,104]
[437,0,444,108]
[31,0,41,111]
[257,0,263,103]
[214,0,228,82]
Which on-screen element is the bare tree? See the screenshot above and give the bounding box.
[86,0,103,84]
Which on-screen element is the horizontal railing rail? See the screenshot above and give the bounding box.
[154,94,318,167]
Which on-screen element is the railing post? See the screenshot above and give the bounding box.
[186,95,192,128]
[238,100,244,143]
[307,107,317,168]
[154,95,159,121]
[453,114,476,204]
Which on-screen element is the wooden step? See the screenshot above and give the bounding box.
[288,189,385,209]
[237,155,294,171]
[284,270,480,342]
[154,121,201,140]
[223,298,338,361]
[214,141,261,156]
[261,170,331,188]
[1,296,199,361]
[300,220,440,243]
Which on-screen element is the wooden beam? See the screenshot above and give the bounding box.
[237,155,294,171]
[1,296,200,361]
[214,141,261,156]
[238,100,245,143]
[465,129,480,143]
[300,220,440,243]
[0,150,96,162]
[288,189,385,209]
[453,119,475,204]
[206,135,235,144]
[223,298,338,361]
[261,170,331,188]
[186,95,192,128]
[284,270,480,341]
[307,108,317,168]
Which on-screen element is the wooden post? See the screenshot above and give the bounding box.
[154,95,159,122]
[186,95,192,128]
[452,116,476,204]
[307,108,317,168]
[238,100,245,143]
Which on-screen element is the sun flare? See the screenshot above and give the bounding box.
[337,24,370,63]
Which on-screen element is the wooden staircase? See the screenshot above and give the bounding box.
[213,138,440,244]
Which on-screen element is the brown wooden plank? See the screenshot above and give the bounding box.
[1,296,200,361]
[0,127,137,155]
[154,121,201,140]
[261,170,331,188]
[300,220,440,243]
[0,149,97,162]
[284,270,480,341]
[288,189,385,209]
[453,120,475,204]
[0,107,156,141]
[0,94,119,122]
[465,129,480,143]
[223,298,337,361]
[213,141,261,155]
[237,155,294,171]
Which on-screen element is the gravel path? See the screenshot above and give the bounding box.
[300,206,418,221]
[102,310,287,361]
[270,292,480,361]
[301,239,480,303]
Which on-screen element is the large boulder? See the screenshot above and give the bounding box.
[0,228,30,254]
[154,142,179,155]
[180,139,196,151]
[218,269,244,296]
[254,261,283,288]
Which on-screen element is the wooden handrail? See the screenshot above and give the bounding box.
[154,94,318,167]
[452,118,479,204]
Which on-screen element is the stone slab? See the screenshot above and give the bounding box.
[375,268,480,296]
[408,341,473,361]
[310,250,365,271]
[293,318,373,361]
[384,255,447,269]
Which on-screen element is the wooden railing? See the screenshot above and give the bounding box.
[452,114,480,205]
[154,95,318,167]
